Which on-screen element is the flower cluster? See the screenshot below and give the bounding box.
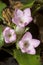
[3,8,40,55]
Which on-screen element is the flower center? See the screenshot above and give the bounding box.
[20,21,23,24]
[24,42,29,48]
[20,18,24,24]
[8,34,11,38]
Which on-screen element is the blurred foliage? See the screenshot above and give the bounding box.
[0,25,4,48]
[9,0,35,9]
[0,1,7,21]
[36,0,43,3]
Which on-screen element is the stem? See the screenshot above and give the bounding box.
[2,48,13,56]
[32,0,43,16]
[32,4,41,16]
[21,1,35,9]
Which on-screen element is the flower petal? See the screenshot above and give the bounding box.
[19,22,25,27]
[3,27,16,43]
[21,49,26,53]
[27,46,36,55]
[12,16,20,25]
[18,41,24,49]
[31,39,40,48]
[5,37,10,43]
[3,27,10,37]
[12,8,32,27]
[12,9,23,26]
[22,32,32,40]
[21,15,33,26]
[10,29,15,35]
[16,9,23,17]
[24,8,31,16]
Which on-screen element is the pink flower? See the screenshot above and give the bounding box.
[18,32,40,55]
[3,27,16,43]
[12,8,33,27]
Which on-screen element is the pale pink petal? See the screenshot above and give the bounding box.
[12,15,24,27]
[3,27,11,43]
[18,41,24,48]
[27,46,36,54]
[21,49,26,53]
[24,8,31,16]
[16,9,23,17]
[31,39,40,48]
[22,32,32,40]
[12,16,20,25]
[12,17,25,27]
[21,15,33,26]
[3,27,16,43]
[10,29,15,35]
[19,22,25,27]
[5,37,10,43]
[12,9,23,26]
[3,27,10,37]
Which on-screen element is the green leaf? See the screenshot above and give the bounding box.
[13,49,41,65]
[0,1,7,20]
[0,25,4,48]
